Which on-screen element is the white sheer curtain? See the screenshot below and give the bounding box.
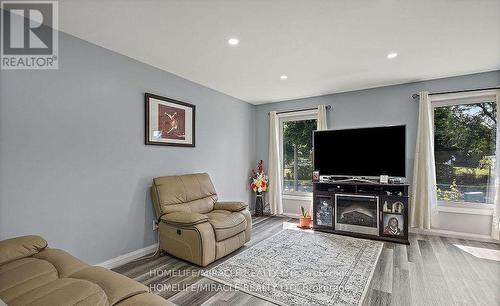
[268,111,283,215]
[410,91,440,229]
[492,90,500,240]
[317,105,328,130]
[311,105,329,215]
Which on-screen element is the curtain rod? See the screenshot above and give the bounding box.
[268,105,331,115]
[411,86,500,99]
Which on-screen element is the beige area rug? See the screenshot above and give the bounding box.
[203,228,383,306]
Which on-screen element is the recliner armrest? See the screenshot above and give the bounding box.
[213,201,248,212]
[160,212,209,226]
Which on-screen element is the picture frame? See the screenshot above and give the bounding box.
[145,93,196,147]
[382,213,404,237]
[312,170,320,182]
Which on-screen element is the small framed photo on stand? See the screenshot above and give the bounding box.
[382,213,404,237]
[380,175,389,184]
[312,171,320,182]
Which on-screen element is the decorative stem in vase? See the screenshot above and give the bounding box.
[250,160,268,217]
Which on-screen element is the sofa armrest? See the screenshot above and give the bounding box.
[160,212,209,226]
[0,235,48,265]
[213,201,248,212]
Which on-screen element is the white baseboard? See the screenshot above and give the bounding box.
[94,226,497,270]
[281,213,301,219]
[409,228,499,244]
[282,213,500,244]
[96,243,158,269]
[282,214,498,244]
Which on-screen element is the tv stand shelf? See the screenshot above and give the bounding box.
[313,180,409,244]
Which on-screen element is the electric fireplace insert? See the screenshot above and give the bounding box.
[335,194,379,235]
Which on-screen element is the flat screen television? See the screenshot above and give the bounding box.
[313,125,406,178]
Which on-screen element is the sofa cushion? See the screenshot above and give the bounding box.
[206,211,247,242]
[70,266,148,305]
[0,236,47,266]
[161,211,209,226]
[7,278,108,306]
[33,249,88,278]
[114,292,175,306]
[0,258,58,303]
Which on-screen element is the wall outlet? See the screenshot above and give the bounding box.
[152,220,159,231]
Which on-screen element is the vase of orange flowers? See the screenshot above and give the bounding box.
[250,160,268,216]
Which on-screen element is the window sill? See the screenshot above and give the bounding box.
[282,193,313,201]
[437,202,494,216]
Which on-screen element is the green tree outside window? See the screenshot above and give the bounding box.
[434,101,496,204]
[283,119,317,193]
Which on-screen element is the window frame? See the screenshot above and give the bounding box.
[431,89,498,211]
[278,109,318,197]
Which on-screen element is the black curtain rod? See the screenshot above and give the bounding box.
[269,105,331,115]
[411,86,499,99]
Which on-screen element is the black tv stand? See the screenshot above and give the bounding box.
[313,180,410,244]
[327,178,379,184]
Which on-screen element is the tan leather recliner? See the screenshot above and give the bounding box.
[151,173,251,266]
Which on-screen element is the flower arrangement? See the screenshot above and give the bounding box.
[250,160,268,193]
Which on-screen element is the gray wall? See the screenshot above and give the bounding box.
[255,70,500,183]
[0,32,255,264]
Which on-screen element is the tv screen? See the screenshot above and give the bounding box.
[313,125,406,177]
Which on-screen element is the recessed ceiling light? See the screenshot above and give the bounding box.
[228,38,239,46]
[387,52,398,59]
[280,75,288,80]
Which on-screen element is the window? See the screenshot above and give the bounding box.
[433,94,497,205]
[280,111,317,194]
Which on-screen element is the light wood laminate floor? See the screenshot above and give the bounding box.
[113,216,500,306]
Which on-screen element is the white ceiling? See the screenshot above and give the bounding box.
[58,0,500,104]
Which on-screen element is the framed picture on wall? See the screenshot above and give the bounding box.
[145,93,195,147]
